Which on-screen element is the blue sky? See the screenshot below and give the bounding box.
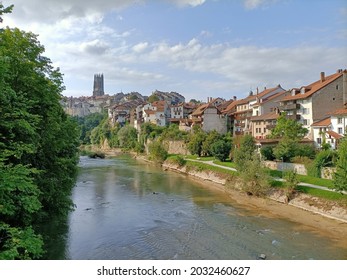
[2,0,347,101]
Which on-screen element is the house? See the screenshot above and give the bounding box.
[135,100,170,128]
[251,111,280,140]
[224,85,286,137]
[186,97,228,133]
[311,105,347,149]
[278,69,347,140]
[170,102,197,122]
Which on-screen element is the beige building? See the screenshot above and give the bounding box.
[251,111,280,139]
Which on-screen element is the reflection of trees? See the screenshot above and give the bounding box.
[36,214,69,260]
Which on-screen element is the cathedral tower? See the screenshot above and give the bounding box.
[93,74,104,97]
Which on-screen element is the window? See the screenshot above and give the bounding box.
[303,119,310,126]
[317,138,322,144]
[264,128,266,133]
[336,85,339,90]
[338,127,343,134]
[338,118,343,124]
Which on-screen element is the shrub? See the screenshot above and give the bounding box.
[148,141,168,163]
[260,146,275,161]
[210,139,232,162]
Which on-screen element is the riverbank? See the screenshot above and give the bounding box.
[158,160,347,249]
[95,149,347,248]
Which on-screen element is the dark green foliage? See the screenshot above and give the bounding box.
[0,27,79,259]
[273,138,298,162]
[187,127,206,156]
[210,139,232,162]
[233,135,256,170]
[202,130,221,156]
[159,124,188,141]
[333,138,347,192]
[72,112,106,144]
[260,145,275,161]
[294,144,316,159]
[307,149,336,178]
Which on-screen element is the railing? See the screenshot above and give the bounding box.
[279,103,300,111]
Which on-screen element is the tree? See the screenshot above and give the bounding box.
[148,140,168,163]
[233,135,256,170]
[283,170,299,202]
[210,139,232,162]
[270,114,308,140]
[0,3,13,23]
[333,138,347,193]
[0,26,79,258]
[202,130,221,156]
[118,125,138,150]
[187,127,206,156]
[239,154,270,196]
[148,94,160,103]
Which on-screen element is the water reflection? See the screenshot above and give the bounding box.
[43,156,347,260]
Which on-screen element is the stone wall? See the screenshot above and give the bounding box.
[263,161,307,175]
[164,140,191,155]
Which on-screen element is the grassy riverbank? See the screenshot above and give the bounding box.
[166,154,347,205]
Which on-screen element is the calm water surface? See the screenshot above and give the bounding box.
[44,156,347,260]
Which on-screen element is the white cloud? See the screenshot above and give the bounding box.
[243,0,277,10]
[132,42,149,53]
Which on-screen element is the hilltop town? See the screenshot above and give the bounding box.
[61,69,347,150]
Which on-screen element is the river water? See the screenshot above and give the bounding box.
[44,156,347,260]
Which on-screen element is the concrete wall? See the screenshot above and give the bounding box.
[312,75,344,122]
[203,107,227,134]
[263,161,307,175]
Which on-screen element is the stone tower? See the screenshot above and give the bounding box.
[93,74,104,97]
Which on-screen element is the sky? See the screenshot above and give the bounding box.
[1,0,347,101]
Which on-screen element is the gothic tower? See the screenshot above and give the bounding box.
[93,74,104,97]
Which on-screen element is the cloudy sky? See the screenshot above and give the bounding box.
[1,0,347,101]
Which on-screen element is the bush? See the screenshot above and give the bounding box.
[308,149,336,178]
[148,141,168,163]
[210,139,232,162]
[170,155,186,167]
[260,146,275,161]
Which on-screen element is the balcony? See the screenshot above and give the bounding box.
[286,114,301,120]
[266,124,276,130]
[279,103,300,111]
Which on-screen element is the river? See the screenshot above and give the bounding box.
[42,156,347,260]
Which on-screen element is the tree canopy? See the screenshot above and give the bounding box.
[0,26,79,259]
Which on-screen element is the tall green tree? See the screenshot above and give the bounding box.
[233,135,256,170]
[0,25,79,258]
[333,138,347,193]
[270,114,308,140]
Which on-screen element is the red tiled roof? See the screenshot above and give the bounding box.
[251,111,280,121]
[311,117,331,127]
[279,71,345,102]
[330,108,347,116]
[326,130,343,139]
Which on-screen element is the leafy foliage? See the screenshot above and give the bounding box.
[187,126,206,157]
[210,139,232,162]
[148,141,168,163]
[0,27,79,259]
[238,154,270,196]
[333,138,347,192]
[270,114,308,140]
[233,135,256,170]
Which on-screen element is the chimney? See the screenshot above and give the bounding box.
[233,96,237,101]
[256,87,259,95]
[320,72,325,82]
